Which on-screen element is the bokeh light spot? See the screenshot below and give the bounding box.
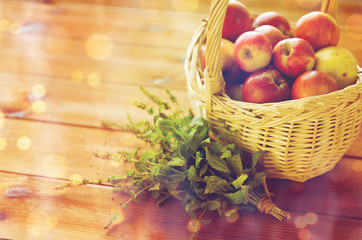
[9,22,22,35]
[71,70,84,83]
[111,207,125,225]
[17,136,31,151]
[32,100,47,114]
[0,138,7,150]
[294,215,308,229]
[86,34,113,61]
[225,211,240,223]
[298,229,311,240]
[305,212,318,225]
[352,160,362,172]
[186,219,201,234]
[0,18,11,31]
[69,173,83,182]
[87,73,101,87]
[32,84,46,99]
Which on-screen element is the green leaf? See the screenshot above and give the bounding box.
[251,151,265,169]
[229,154,243,176]
[232,174,248,188]
[204,176,229,194]
[168,190,187,201]
[166,157,185,167]
[204,200,221,211]
[126,170,135,177]
[140,150,157,161]
[188,166,197,181]
[156,194,170,208]
[199,164,208,177]
[205,148,229,174]
[210,142,226,156]
[224,190,247,204]
[195,151,203,168]
[220,150,232,159]
[151,165,161,176]
[158,119,175,133]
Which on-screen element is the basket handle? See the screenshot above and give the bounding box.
[204,0,228,117]
[203,0,338,116]
[321,0,338,17]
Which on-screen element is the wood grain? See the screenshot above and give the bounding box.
[1,1,362,239]
[1,171,362,240]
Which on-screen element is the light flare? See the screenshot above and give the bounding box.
[9,22,22,35]
[32,100,47,114]
[298,229,311,240]
[186,219,201,234]
[71,70,84,83]
[17,136,31,151]
[352,160,362,172]
[0,138,7,150]
[86,34,113,61]
[69,173,83,182]
[294,215,308,229]
[87,73,101,87]
[31,84,46,99]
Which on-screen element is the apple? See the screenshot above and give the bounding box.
[222,0,250,42]
[272,38,315,79]
[314,46,358,89]
[200,39,247,84]
[254,25,285,48]
[294,11,340,51]
[242,68,290,103]
[291,70,338,99]
[252,11,291,36]
[226,83,244,101]
[234,31,273,72]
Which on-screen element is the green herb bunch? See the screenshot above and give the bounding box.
[57,87,289,239]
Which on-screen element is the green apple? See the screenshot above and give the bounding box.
[314,46,358,89]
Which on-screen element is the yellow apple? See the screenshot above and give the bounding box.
[314,46,358,89]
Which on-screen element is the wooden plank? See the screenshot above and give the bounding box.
[0,34,188,88]
[1,171,362,240]
[0,71,192,127]
[0,117,147,180]
[0,1,206,49]
[0,117,361,220]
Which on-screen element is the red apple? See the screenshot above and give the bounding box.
[200,39,247,84]
[242,68,290,103]
[291,70,338,99]
[222,0,250,42]
[272,38,315,79]
[254,25,285,48]
[252,11,291,36]
[234,31,273,72]
[294,11,340,51]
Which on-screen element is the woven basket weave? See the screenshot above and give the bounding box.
[185,0,362,182]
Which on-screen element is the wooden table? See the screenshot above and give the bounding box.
[0,0,361,239]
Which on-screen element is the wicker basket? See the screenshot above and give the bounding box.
[185,0,362,182]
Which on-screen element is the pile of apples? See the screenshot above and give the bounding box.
[201,0,358,103]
